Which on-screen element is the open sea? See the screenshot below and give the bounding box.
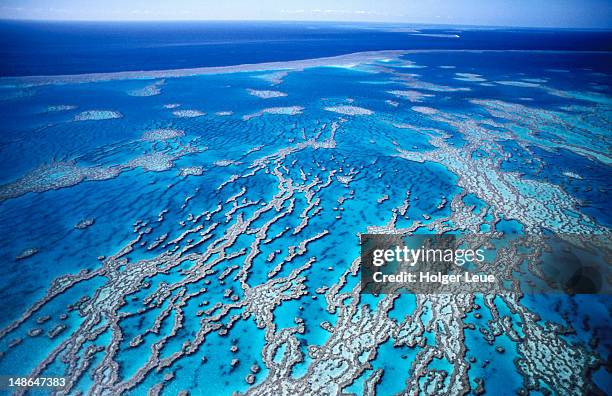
[1,21,611,75]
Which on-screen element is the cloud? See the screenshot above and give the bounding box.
[281,9,390,17]
[280,9,306,14]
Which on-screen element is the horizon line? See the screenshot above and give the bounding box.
[0,18,610,31]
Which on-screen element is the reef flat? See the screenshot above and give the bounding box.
[0,49,610,395]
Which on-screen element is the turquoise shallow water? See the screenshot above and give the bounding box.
[0,50,610,395]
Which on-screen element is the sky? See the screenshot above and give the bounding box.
[0,0,610,28]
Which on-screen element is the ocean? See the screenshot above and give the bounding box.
[0,21,611,76]
[0,21,610,395]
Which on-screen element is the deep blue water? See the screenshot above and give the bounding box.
[0,21,611,76]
